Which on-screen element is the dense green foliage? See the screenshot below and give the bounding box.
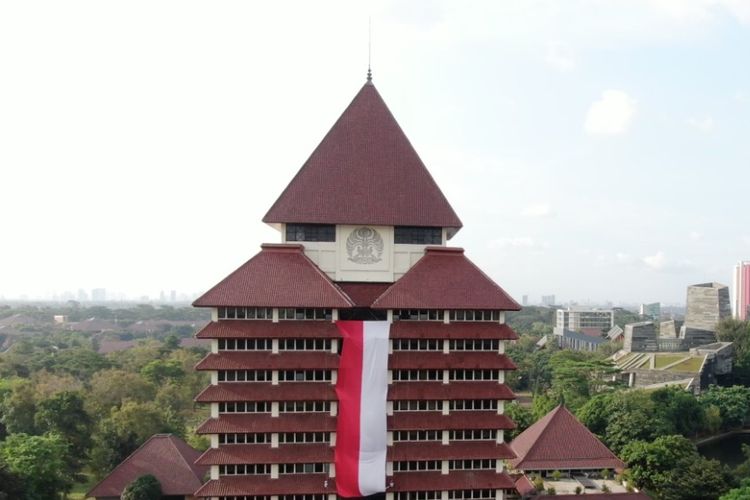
[120,474,162,500]
[0,304,209,498]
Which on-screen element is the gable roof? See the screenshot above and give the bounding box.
[87,434,207,498]
[371,247,521,310]
[193,244,353,308]
[263,81,462,231]
[509,405,625,471]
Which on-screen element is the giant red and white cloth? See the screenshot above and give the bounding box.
[335,320,389,497]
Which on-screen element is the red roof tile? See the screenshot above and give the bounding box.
[390,352,517,370]
[263,82,462,230]
[372,247,521,310]
[390,322,519,340]
[195,474,334,497]
[389,382,515,401]
[390,471,516,491]
[193,244,353,308]
[196,320,341,339]
[389,441,515,461]
[513,473,536,496]
[536,495,649,500]
[337,282,392,307]
[195,382,337,403]
[389,411,515,431]
[87,434,207,498]
[197,443,332,465]
[195,351,339,371]
[509,405,625,471]
[197,414,336,434]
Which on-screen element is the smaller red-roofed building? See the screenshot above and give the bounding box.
[87,434,208,500]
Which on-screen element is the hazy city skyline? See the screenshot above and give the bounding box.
[2,1,749,304]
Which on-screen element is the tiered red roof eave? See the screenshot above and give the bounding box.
[195,475,335,497]
[197,414,337,434]
[372,247,522,311]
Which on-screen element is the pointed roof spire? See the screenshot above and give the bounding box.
[367,66,372,83]
[263,83,462,231]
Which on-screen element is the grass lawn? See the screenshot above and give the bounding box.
[68,472,97,500]
[654,354,687,369]
[667,356,705,373]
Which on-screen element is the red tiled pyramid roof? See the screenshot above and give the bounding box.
[87,434,207,498]
[263,81,462,230]
[193,244,353,308]
[509,405,625,471]
[372,247,521,310]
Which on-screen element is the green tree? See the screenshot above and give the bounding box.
[651,386,705,437]
[505,402,534,439]
[140,359,184,385]
[0,459,26,500]
[700,385,750,430]
[0,379,37,435]
[34,391,92,477]
[121,474,162,500]
[0,433,72,499]
[721,478,750,500]
[621,435,734,500]
[86,369,156,417]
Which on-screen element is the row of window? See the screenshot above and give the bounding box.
[394,492,496,500]
[392,430,496,442]
[221,432,330,444]
[218,307,502,322]
[219,463,329,476]
[218,370,332,383]
[391,339,499,351]
[285,224,443,245]
[217,400,498,414]
[217,401,331,413]
[220,496,326,500]
[391,399,498,412]
[393,460,496,472]
[392,370,500,382]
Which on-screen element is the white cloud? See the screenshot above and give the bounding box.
[521,203,555,217]
[689,231,703,241]
[687,116,715,132]
[616,253,637,265]
[488,237,548,250]
[584,90,637,135]
[545,42,576,71]
[735,91,750,104]
[643,251,667,270]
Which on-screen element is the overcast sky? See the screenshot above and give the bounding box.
[1,1,749,304]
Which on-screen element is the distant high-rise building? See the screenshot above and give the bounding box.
[555,307,614,333]
[639,302,661,321]
[77,289,89,302]
[170,290,177,302]
[91,288,106,302]
[683,282,731,346]
[541,294,556,306]
[522,294,529,306]
[733,261,750,320]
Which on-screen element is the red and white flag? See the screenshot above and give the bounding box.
[335,320,390,497]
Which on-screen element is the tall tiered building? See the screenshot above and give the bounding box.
[192,76,521,500]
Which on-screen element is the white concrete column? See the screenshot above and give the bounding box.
[498,371,505,384]
[444,310,450,324]
[211,371,218,385]
[271,433,279,448]
[387,309,394,322]
[498,340,505,354]
[441,460,449,475]
[271,464,279,479]
[332,309,339,321]
[331,402,338,416]
[211,308,218,322]
[272,308,279,323]
[210,403,219,418]
[271,402,279,417]
[272,338,279,354]
[329,463,336,477]
[387,432,393,446]
[443,369,449,384]
[387,401,394,416]
[332,339,338,353]
[499,312,506,324]
[442,430,449,445]
[210,434,218,448]
[497,400,504,414]
[331,370,338,384]
[442,400,449,415]
[210,465,219,479]
[388,370,393,384]
[272,370,279,385]
[497,430,504,444]
[386,461,393,476]
[211,339,218,354]
[443,339,449,354]
[330,432,336,446]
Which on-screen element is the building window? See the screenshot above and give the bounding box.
[394,226,442,245]
[219,497,327,500]
[393,309,444,321]
[449,429,496,441]
[219,433,270,444]
[392,339,441,351]
[278,370,332,382]
[449,400,497,411]
[395,492,442,500]
[219,463,271,475]
[218,307,273,320]
[279,463,329,474]
[278,432,330,444]
[218,339,273,351]
[279,338,332,351]
[280,401,331,413]
[448,491,496,499]
[286,224,336,242]
[448,310,501,322]
[218,370,271,382]
[278,308,332,321]
[393,400,441,412]
[449,370,499,381]
[449,459,495,471]
[449,339,499,351]
[393,430,441,442]
[393,460,441,472]
[219,402,272,413]
[392,370,442,382]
